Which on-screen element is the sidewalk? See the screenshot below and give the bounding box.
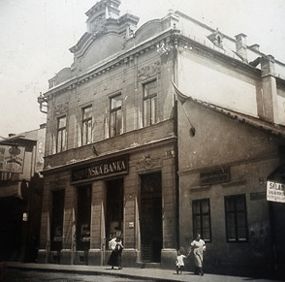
[6,262,283,282]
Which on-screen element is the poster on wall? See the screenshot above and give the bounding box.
[0,145,25,173]
[266,181,285,203]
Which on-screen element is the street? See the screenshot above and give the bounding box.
[6,269,155,282]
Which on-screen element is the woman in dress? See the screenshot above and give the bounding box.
[108,236,124,270]
[190,233,206,275]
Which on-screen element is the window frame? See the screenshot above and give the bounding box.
[81,105,92,145]
[143,79,158,127]
[109,93,122,138]
[224,194,248,243]
[56,115,67,153]
[192,198,212,242]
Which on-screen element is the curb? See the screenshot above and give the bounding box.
[6,262,183,282]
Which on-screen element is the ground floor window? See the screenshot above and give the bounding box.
[76,185,91,250]
[50,190,65,251]
[192,199,211,242]
[225,194,248,242]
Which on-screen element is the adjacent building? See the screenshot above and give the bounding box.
[0,124,46,262]
[38,0,285,275]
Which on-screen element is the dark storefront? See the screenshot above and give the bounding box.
[39,139,178,267]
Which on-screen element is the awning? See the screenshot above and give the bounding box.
[0,182,22,199]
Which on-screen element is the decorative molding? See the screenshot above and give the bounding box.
[222,178,247,188]
[190,185,211,192]
[138,61,161,81]
[55,104,68,116]
[44,29,178,98]
[136,154,162,171]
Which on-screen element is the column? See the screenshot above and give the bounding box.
[89,181,105,265]
[38,179,50,263]
[123,170,139,266]
[161,155,177,268]
[60,184,76,264]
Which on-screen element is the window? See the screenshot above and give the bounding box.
[82,106,92,145]
[109,94,122,137]
[192,199,211,242]
[56,116,67,153]
[143,80,157,126]
[76,185,91,251]
[50,190,65,251]
[225,194,248,242]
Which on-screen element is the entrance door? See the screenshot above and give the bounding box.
[105,178,124,245]
[140,172,162,262]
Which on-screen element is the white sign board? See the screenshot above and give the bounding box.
[267,181,285,203]
[0,145,25,173]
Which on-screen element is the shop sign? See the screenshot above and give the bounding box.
[0,145,25,173]
[72,155,129,182]
[200,167,230,185]
[266,181,285,203]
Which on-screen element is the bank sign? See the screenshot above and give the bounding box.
[267,181,285,203]
[71,155,129,182]
[0,145,25,173]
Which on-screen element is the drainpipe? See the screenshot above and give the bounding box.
[172,35,180,250]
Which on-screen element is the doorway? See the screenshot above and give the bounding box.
[140,172,162,262]
[105,178,124,246]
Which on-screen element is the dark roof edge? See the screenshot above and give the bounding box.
[172,81,285,139]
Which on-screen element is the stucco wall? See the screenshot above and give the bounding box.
[178,49,259,117]
[178,100,280,274]
[277,86,285,126]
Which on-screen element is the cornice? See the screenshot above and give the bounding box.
[42,135,177,175]
[44,27,268,98]
[44,28,180,98]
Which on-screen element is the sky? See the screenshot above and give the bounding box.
[0,0,284,137]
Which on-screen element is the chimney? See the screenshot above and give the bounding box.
[249,44,260,52]
[257,55,279,124]
[235,33,247,62]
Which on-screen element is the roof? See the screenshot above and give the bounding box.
[172,82,285,139]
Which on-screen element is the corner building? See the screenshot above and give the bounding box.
[39,0,285,274]
[38,0,178,267]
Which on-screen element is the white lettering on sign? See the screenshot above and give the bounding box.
[72,155,129,182]
[87,161,127,177]
[266,181,285,203]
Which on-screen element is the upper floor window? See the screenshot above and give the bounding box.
[143,80,157,127]
[192,199,211,242]
[57,116,67,153]
[225,194,248,242]
[110,94,122,137]
[82,106,92,145]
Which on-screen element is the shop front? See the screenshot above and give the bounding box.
[39,142,177,267]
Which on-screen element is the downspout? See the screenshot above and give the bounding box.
[172,34,180,250]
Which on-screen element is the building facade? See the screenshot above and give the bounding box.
[38,0,285,274]
[0,124,46,262]
[38,0,178,267]
[174,18,285,275]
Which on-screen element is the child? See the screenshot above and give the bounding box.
[176,249,187,274]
